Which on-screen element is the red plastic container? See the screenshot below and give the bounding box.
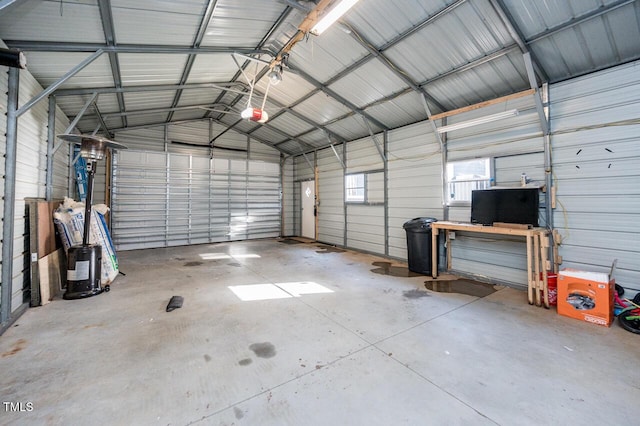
[540,272,558,306]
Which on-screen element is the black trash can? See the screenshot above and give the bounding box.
[403,217,438,275]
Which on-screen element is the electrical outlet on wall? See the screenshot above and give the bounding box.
[449,231,456,240]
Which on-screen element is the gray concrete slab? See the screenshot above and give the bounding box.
[1,239,639,425]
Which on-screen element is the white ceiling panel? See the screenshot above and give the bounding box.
[22,52,113,89]
[293,92,353,124]
[187,54,240,84]
[0,0,104,43]
[201,0,287,47]
[328,60,408,108]
[119,53,187,85]
[123,90,177,111]
[111,0,205,45]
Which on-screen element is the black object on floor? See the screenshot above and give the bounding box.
[166,296,184,312]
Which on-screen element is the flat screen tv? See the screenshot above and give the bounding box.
[471,188,539,227]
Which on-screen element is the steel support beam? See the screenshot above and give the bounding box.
[523,52,549,135]
[167,0,219,123]
[362,117,386,162]
[52,92,99,155]
[17,50,104,117]
[1,68,19,325]
[4,41,272,56]
[98,0,127,128]
[488,0,549,82]
[46,96,56,201]
[54,81,248,97]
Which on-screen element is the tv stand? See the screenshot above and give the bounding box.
[430,221,555,308]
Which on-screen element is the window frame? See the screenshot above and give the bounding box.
[344,169,385,205]
[446,157,494,206]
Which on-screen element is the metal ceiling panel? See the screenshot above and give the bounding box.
[21,52,113,89]
[503,0,606,36]
[167,110,207,123]
[267,112,315,138]
[119,53,188,85]
[298,129,332,148]
[292,92,353,124]
[0,0,104,43]
[287,26,370,83]
[384,4,513,85]
[200,0,287,47]
[502,0,640,82]
[328,59,408,108]
[254,72,317,107]
[365,91,427,129]
[111,0,205,45]
[123,90,177,111]
[346,0,450,49]
[275,140,302,155]
[326,115,376,142]
[55,93,118,117]
[177,88,229,108]
[186,53,240,84]
[123,113,170,128]
[249,125,288,145]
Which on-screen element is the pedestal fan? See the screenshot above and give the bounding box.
[57,134,127,299]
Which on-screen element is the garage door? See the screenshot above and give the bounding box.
[111,150,280,250]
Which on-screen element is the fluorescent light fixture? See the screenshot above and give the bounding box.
[311,0,360,35]
[436,109,519,133]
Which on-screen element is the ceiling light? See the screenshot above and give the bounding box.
[310,0,360,35]
[268,64,283,85]
[241,107,269,124]
[436,109,519,133]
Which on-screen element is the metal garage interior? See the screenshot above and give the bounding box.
[1,0,639,424]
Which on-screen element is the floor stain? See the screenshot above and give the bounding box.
[249,342,276,358]
[371,261,421,277]
[425,279,498,298]
[174,257,185,261]
[234,407,244,419]
[204,354,212,362]
[403,289,431,299]
[227,262,241,267]
[238,358,253,366]
[316,245,346,254]
[279,238,302,245]
[183,261,203,267]
[83,323,104,329]
[2,339,26,358]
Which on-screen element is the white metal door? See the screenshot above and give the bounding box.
[301,180,315,239]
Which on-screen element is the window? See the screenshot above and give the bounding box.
[345,173,365,202]
[345,171,384,204]
[447,158,492,205]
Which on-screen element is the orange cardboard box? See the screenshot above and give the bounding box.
[557,269,614,327]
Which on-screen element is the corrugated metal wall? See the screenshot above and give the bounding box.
[282,157,294,236]
[0,57,7,318]
[110,126,281,251]
[2,70,70,314]
[443,96,544,287]
[550,60,640,293]
[317,148,344,246]
[387,122,442,259]
[345,136,384,253]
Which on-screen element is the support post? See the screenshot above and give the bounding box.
[46,96,56,200]
[1,68,19,325]
[383,130,389,256]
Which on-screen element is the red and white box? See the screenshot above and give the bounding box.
[557,268,614,327]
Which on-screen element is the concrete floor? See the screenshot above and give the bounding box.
[1,238,639,425]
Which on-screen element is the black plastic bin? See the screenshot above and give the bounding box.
[403,217,438,275]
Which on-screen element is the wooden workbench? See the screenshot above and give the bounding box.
[430,221,552,308]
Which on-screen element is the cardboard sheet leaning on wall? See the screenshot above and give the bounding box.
[53,197,119,285]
